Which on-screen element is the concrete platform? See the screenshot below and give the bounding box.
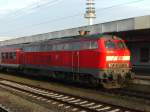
[133,74,150,86]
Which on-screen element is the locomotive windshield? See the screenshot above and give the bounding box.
[105,40,115,49]
[117,41,126,49]
[105,40,126,49]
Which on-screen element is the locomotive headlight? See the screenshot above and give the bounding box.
[106,56,117,61]
[122,56,130,61]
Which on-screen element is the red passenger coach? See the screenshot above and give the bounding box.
[0,48,22,69]
[0,34,133,88]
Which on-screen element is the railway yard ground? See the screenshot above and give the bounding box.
[0,88,53,112]
[0,72,150,112]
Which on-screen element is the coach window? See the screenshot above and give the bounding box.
[8,53,10,59]
[9,53,13,59]
[12,52,16,59]
[1,53,3,59]
[6,53,9,59]
[1,53,5,59]
[3,53,6,59]
[4,53,6,59]
[140,48,149,62]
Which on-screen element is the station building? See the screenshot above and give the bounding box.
[0,15,150,74]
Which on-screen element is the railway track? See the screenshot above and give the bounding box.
[106,88,150,101]
[0,106,8,112]
[0,78,140,112]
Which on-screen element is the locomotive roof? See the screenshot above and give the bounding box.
[63,33,107,39]
[26,34,115,45]
[43,33,116,43]
[57,33,122,40]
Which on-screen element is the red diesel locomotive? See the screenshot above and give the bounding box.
[0,34,133,88]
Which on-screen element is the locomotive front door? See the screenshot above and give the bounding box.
[72,51,80,73]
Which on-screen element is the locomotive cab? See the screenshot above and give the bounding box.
[100,36,133,88]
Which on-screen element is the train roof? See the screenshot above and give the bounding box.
[41,33,117,43]
[25,34,117,46]
[0,34,121,48]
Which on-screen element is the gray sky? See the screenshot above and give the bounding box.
[0,0,150,40]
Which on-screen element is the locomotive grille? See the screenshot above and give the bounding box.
[108,63,129,68]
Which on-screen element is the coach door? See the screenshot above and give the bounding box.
[72,51,80,73]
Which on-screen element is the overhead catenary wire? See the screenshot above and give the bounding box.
[0,0,147,35]
[1,0,145,24]
[9,0,63,15]
[97,0,145,11]
[0,0,63,22]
